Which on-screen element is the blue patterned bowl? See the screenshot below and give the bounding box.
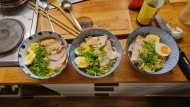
[18,31,69,80]
[126,26,180,74]
[69,28,122,78]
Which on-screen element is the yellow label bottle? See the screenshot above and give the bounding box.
[137,0,165,25]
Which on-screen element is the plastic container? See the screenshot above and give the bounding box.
[178,0,190,25]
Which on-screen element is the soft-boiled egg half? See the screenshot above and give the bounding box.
[75,45,90,55]
[75,48,80,55]
[28,43,39,53]
[74,56,89,68]
[155,43,170,57]
[24,52,36,65]
[145,34,160,44]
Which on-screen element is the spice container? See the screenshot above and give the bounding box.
[137,0,165,25]
[178,0,190,25]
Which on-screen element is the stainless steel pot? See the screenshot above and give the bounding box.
[0,0,13,2]
[0,0,28,8]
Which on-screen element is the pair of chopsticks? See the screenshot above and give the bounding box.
[28,1,80,36]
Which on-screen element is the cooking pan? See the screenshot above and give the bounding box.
[0,0,28,8]
[0,0,12,2]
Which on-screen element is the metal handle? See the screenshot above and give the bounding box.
[178,51,190,80]
[45,4,55,32]
[70,11,83,31]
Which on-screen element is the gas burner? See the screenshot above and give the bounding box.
[0,19,24,54]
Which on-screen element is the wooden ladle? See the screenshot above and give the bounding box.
[48,0,81,32]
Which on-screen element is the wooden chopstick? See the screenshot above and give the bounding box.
[28,1,79,34]
[28,1,80,36]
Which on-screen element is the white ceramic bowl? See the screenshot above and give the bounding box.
[69,28,122,78]
[126,26,180,74]
[18,31,69,80]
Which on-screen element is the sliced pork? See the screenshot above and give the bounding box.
[130,35,143,63]
[48,48,66,61]
[98,40,120,67]
[51,51,57,55]
[85,37,98,46]
[91,35,108,48]
[40,38,56,46]
[106,50,120,60]
[41,39,63,52]
[54,39,62,50]
[99,58,109,67]
[49,53,67,69]
[128,41,135,53]
[97,35,108,48]
[104,40,113,51]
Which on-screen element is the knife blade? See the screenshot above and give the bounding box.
[154,14,190,80]
[39,0,87,9]
[70,0,86,3]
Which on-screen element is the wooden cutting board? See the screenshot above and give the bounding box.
[37,0,133,40]
[169,0,188,3]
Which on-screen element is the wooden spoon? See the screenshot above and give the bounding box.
[48,0,81,32]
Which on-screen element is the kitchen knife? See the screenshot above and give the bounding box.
[69,0,86,3]
[154,14,190,80]
[39,0,87,9]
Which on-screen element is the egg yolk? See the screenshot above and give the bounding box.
[81,43,90,52]
[24,53,36,65]
[84,46,90,52]
[28,43,39,52]
[27,53,34,60]
[30,45,36,50]
[146,35,160,43]
[161,45,170,55]
[79,59,88,67]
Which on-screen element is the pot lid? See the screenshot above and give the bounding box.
[0,0,27,8]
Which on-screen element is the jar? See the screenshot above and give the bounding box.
[178,0,190,25]
[137,0,165,25]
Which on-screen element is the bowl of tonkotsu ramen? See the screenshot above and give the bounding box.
[69,29,122,78]
[18,31,69,80]
[126,26,180,74]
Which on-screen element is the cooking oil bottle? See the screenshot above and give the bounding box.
[137,0,165,25]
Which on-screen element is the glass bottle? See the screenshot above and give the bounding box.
[137,0,165,25]
[178,0,190,25]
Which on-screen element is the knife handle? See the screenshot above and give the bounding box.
[178,51,190,80]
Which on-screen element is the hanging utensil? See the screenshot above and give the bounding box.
[48,0,81,32]
[40,0,55,32]
[61,0,83,31]
[39,0,87,9]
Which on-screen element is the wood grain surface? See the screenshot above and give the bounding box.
[0,0,190,84]
[169,0,188,3]
[37,0,133,39]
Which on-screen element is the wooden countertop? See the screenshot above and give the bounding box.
[0,0,190,84]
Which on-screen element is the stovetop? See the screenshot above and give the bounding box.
[0,0,39,66]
